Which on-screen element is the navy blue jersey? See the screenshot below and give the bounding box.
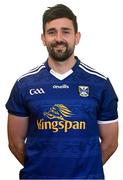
[6,57,118,179]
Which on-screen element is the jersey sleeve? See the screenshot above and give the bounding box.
[6,80,29,117]
[98,78,118,124]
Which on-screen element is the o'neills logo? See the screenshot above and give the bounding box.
[53,84,69,89]
[36,104,86,133]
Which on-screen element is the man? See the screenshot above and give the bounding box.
[6,4,118,180]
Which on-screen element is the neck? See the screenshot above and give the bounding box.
[48,55,76,74]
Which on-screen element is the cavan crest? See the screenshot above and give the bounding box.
[78,86,89,97]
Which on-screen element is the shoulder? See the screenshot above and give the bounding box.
[17,63,46,83]
[78,60,107,81]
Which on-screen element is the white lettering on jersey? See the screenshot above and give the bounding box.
[29,88,45,95]
[53,84,69,89]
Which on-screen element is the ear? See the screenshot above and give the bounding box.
[75,32,81,45]
[41,34,46,46]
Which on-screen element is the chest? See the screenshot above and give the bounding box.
[23,80,102,121]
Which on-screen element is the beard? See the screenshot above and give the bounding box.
[46,40,75,62]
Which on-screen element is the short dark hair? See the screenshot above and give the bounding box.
[42,4,78,34]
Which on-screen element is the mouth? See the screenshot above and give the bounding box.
[53,45,66,52]
[55,45,65,49]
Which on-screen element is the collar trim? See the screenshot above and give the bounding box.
[50,69,73,80]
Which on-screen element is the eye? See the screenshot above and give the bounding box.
[63,31,70,34]
[48,31,55,35]
[47,29,57,36]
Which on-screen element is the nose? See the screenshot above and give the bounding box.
[55,32,63,42]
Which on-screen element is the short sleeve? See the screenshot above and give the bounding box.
[6,80,29,117]
[98,78,118,124]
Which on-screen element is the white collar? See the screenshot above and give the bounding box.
[50,69,73,80]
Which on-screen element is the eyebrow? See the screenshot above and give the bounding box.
[61,27,72,31]
[47,28,56,33]
[47,27,72,33]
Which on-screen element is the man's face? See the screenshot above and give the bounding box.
[41,18,80,62]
